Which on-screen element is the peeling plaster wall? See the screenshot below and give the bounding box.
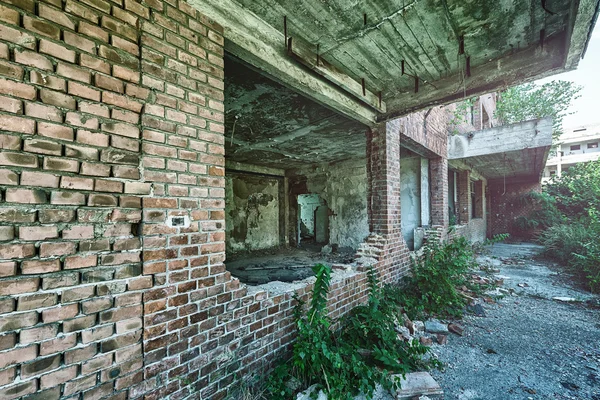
[291,159,369,251]
[225,172,281,252]
[400,157,422,250]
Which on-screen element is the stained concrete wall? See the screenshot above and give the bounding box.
[225,171,282,252]
[400,157,422,250]
[290,159,369,251]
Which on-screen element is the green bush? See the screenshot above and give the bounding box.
[266,264,438,400]
[393,237,477,320]
[534,160,600,292]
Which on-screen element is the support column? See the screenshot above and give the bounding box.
[457,170,471,224]
[367,122,401,235]
[429,157,448,229]
[420,158,431,227]
[364,121,410,282]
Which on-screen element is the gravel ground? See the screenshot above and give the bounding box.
[430,243,600,400]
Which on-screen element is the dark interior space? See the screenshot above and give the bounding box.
[223,54,367,285]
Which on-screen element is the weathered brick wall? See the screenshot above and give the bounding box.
[488,180,542,238]
[0,0,227,398]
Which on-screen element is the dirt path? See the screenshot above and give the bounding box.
[430,243,600,400]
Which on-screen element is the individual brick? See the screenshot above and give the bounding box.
[80,162,111,177]
[24,102,62,122]
[0,277,39,295]
[23,139,62,156]
[40,88,76,109]
[0,344,37,369]
[21,259,61,274]
[5,188,47,204]
[23,16,61,39]
[0,169,18,185]
[39,39,76,63]
[17,293,58,312]
[60,176,94,191]
[88,194,118,207]
[0,24,36,50]
[37,122,74,141]
[76,130,109,147]
[39,209,76,224]
[43,157,79,173]
[0,261,16,277]
[57,63,92,84]
[0,310,38,332]
[0,95,22,113]
[68,81,101,101]
[65,144,99,160]
[64,254,97,270]
[0,59,24,79]
[19,171,60,188]
[40,242,76,257]
[0,134,21,150]
[30,70,66,91]
[42,303,79,323]
[62,225,94,239]
[39,3,76,30]
[0,114,35,133]
[19,226,58,241]
[50,191,86,205]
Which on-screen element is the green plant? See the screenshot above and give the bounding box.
[394,237,477,319]
[495,80,582,141]
[531,160,600,291]
[483,233,510,246]
[266,264,438,399]
[449,97,477,135]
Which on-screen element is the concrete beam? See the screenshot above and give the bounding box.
[564,0,600,69]
[380,34,569,121]
[188,0,379,126]
[449,118,553,160]
[225,160,286,177]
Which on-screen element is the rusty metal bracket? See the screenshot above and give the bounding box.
[401,60,405,75]
[361,78,366,96]
[458,35,465,55]
[287,37,293,55]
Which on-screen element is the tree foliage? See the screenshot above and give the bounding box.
[495,80,582,140]
[536,160,600,291]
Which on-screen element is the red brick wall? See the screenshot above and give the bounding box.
[488,180,542,238]
[0,0,228,398]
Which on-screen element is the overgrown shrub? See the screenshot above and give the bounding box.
[266,264,437,400]
[532,160,600,292]
[392,237,477,320]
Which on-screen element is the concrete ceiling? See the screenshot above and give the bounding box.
[190,0,599,125]
[225,56,367,169]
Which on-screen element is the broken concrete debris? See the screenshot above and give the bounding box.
[424,320,449,334]
[396,372,444,399]
[448,323,465,336]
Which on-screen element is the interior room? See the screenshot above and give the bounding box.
[223,55,369,285]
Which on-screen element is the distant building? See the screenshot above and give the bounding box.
[543,124,600,181]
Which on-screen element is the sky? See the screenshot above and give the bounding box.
[536,24,600,129]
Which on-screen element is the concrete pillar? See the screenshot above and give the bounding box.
[457,170,471,224]
[420,158,430,227]
[430,157,448,228]
[367,122,401,236]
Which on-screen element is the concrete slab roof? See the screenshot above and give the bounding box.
[449,117,553,182]
[189,0,599,125]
